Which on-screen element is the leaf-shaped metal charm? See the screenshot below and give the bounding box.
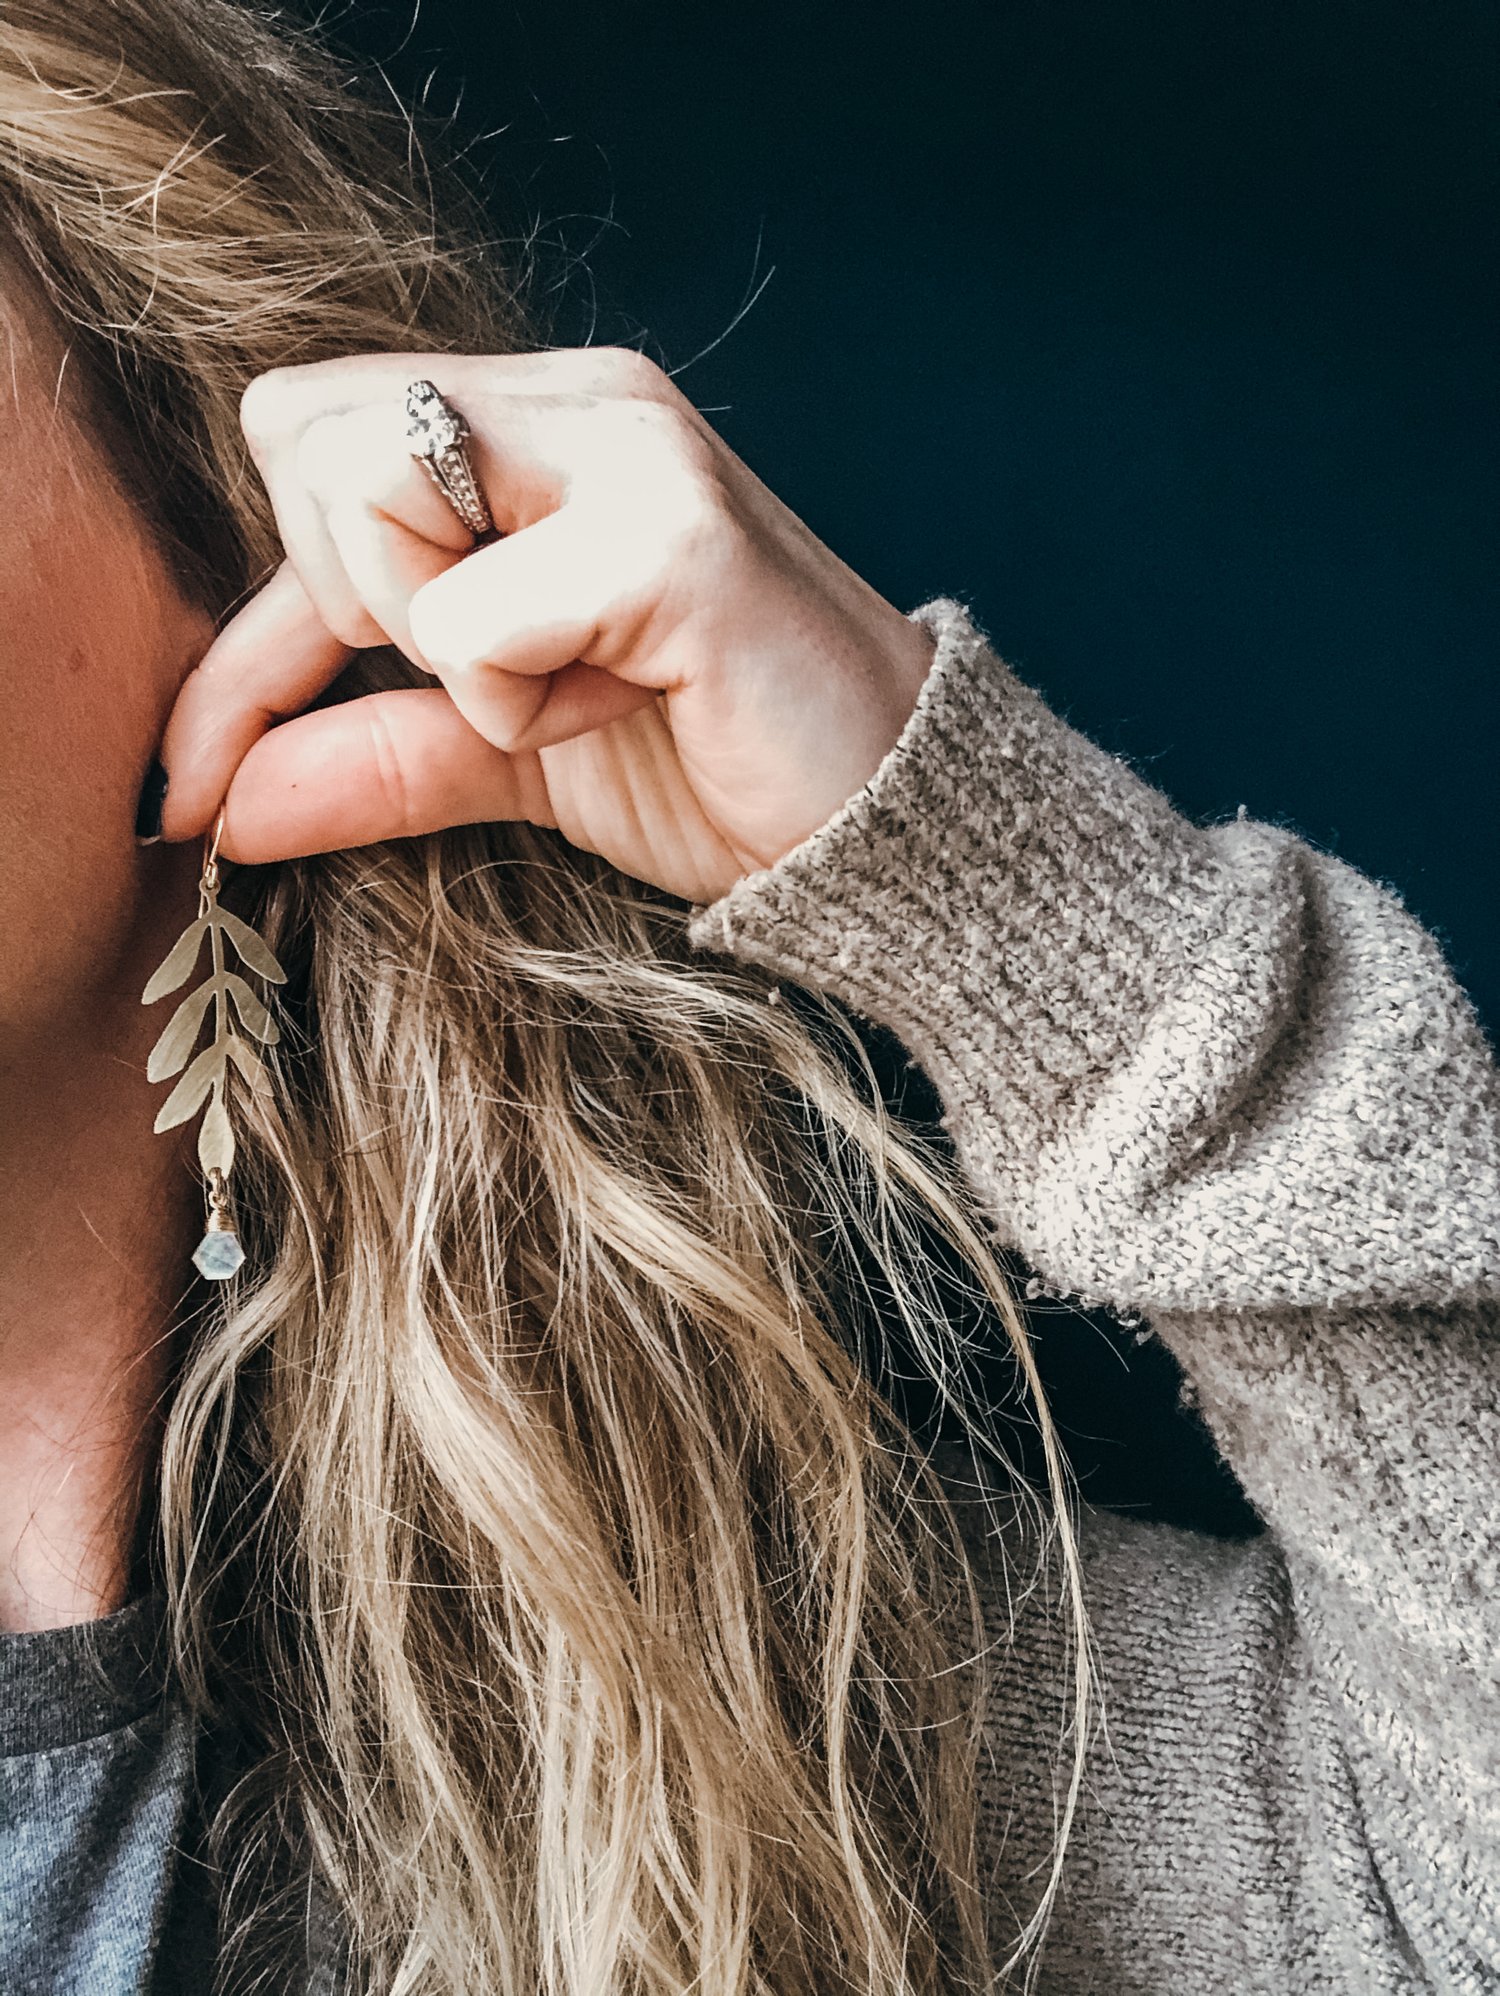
[197,1090,236,1178]
[142,917,208,1004]
[154,1041,221,1133]
[147,980,218,1082]
[224,973,280,1045]
[225,1033,272,1091]
[143,849,284,1255]
[216,906,288,985]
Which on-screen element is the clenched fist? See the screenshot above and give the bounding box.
[152,345,938,905]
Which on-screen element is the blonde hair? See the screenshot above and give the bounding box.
[0,4,1089,1989]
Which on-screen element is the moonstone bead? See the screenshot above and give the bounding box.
[193,1228,245,1280]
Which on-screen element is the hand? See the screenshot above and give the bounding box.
[154,346,939,906]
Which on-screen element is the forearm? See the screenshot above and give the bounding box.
[686,592,1500,1980]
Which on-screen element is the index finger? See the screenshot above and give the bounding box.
[155,556,353,841]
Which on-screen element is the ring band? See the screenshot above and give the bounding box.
[404,378,495,538]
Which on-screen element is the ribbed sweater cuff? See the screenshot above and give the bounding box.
[684,596,1238,1172]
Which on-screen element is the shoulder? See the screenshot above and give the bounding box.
[925,1441,1340,1990]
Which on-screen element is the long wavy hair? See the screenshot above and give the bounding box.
[0,4,1089,1990]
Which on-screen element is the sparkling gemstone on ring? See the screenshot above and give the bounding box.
[405,379,468,457]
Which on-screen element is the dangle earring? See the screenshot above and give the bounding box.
[140,805,287,1280]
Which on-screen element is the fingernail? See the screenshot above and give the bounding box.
[134,759,168,843]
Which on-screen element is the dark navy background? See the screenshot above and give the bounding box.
[295,1,1496,1534]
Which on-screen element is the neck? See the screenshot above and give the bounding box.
[0,842,206,1633]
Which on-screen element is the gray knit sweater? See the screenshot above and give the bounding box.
[3,595,1495,1994]
[685,595,1500,1994]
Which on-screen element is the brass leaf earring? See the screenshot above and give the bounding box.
[141,805,287,1280]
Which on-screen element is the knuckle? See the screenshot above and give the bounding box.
[474,677,533,755]
[598,393,715,481]
[292,412,354,501]
[407,570,462,670]
[587,343,673,399]
[636,422,734,544]
[364,702,418,840]
[582,401,734,569]
[476,672,544,757]
[659,479,737,572]
[238,366,301,446]
[327,601,387,650]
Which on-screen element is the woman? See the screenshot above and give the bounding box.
[0,2,1494,1992]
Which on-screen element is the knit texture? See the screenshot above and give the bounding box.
[686,596,1500,1994]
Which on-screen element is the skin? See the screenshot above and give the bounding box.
[160,347,939,900]
[1,302,938,1635]
[0,268,217,1632]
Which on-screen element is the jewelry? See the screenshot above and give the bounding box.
[140,806,287,1280]
[405,378,495,537]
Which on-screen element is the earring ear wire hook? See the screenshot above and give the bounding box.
[200,804,227,901]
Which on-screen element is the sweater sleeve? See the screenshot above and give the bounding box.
[683,595,1500,1990]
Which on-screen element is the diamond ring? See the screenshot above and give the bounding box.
[404,378,495,538]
